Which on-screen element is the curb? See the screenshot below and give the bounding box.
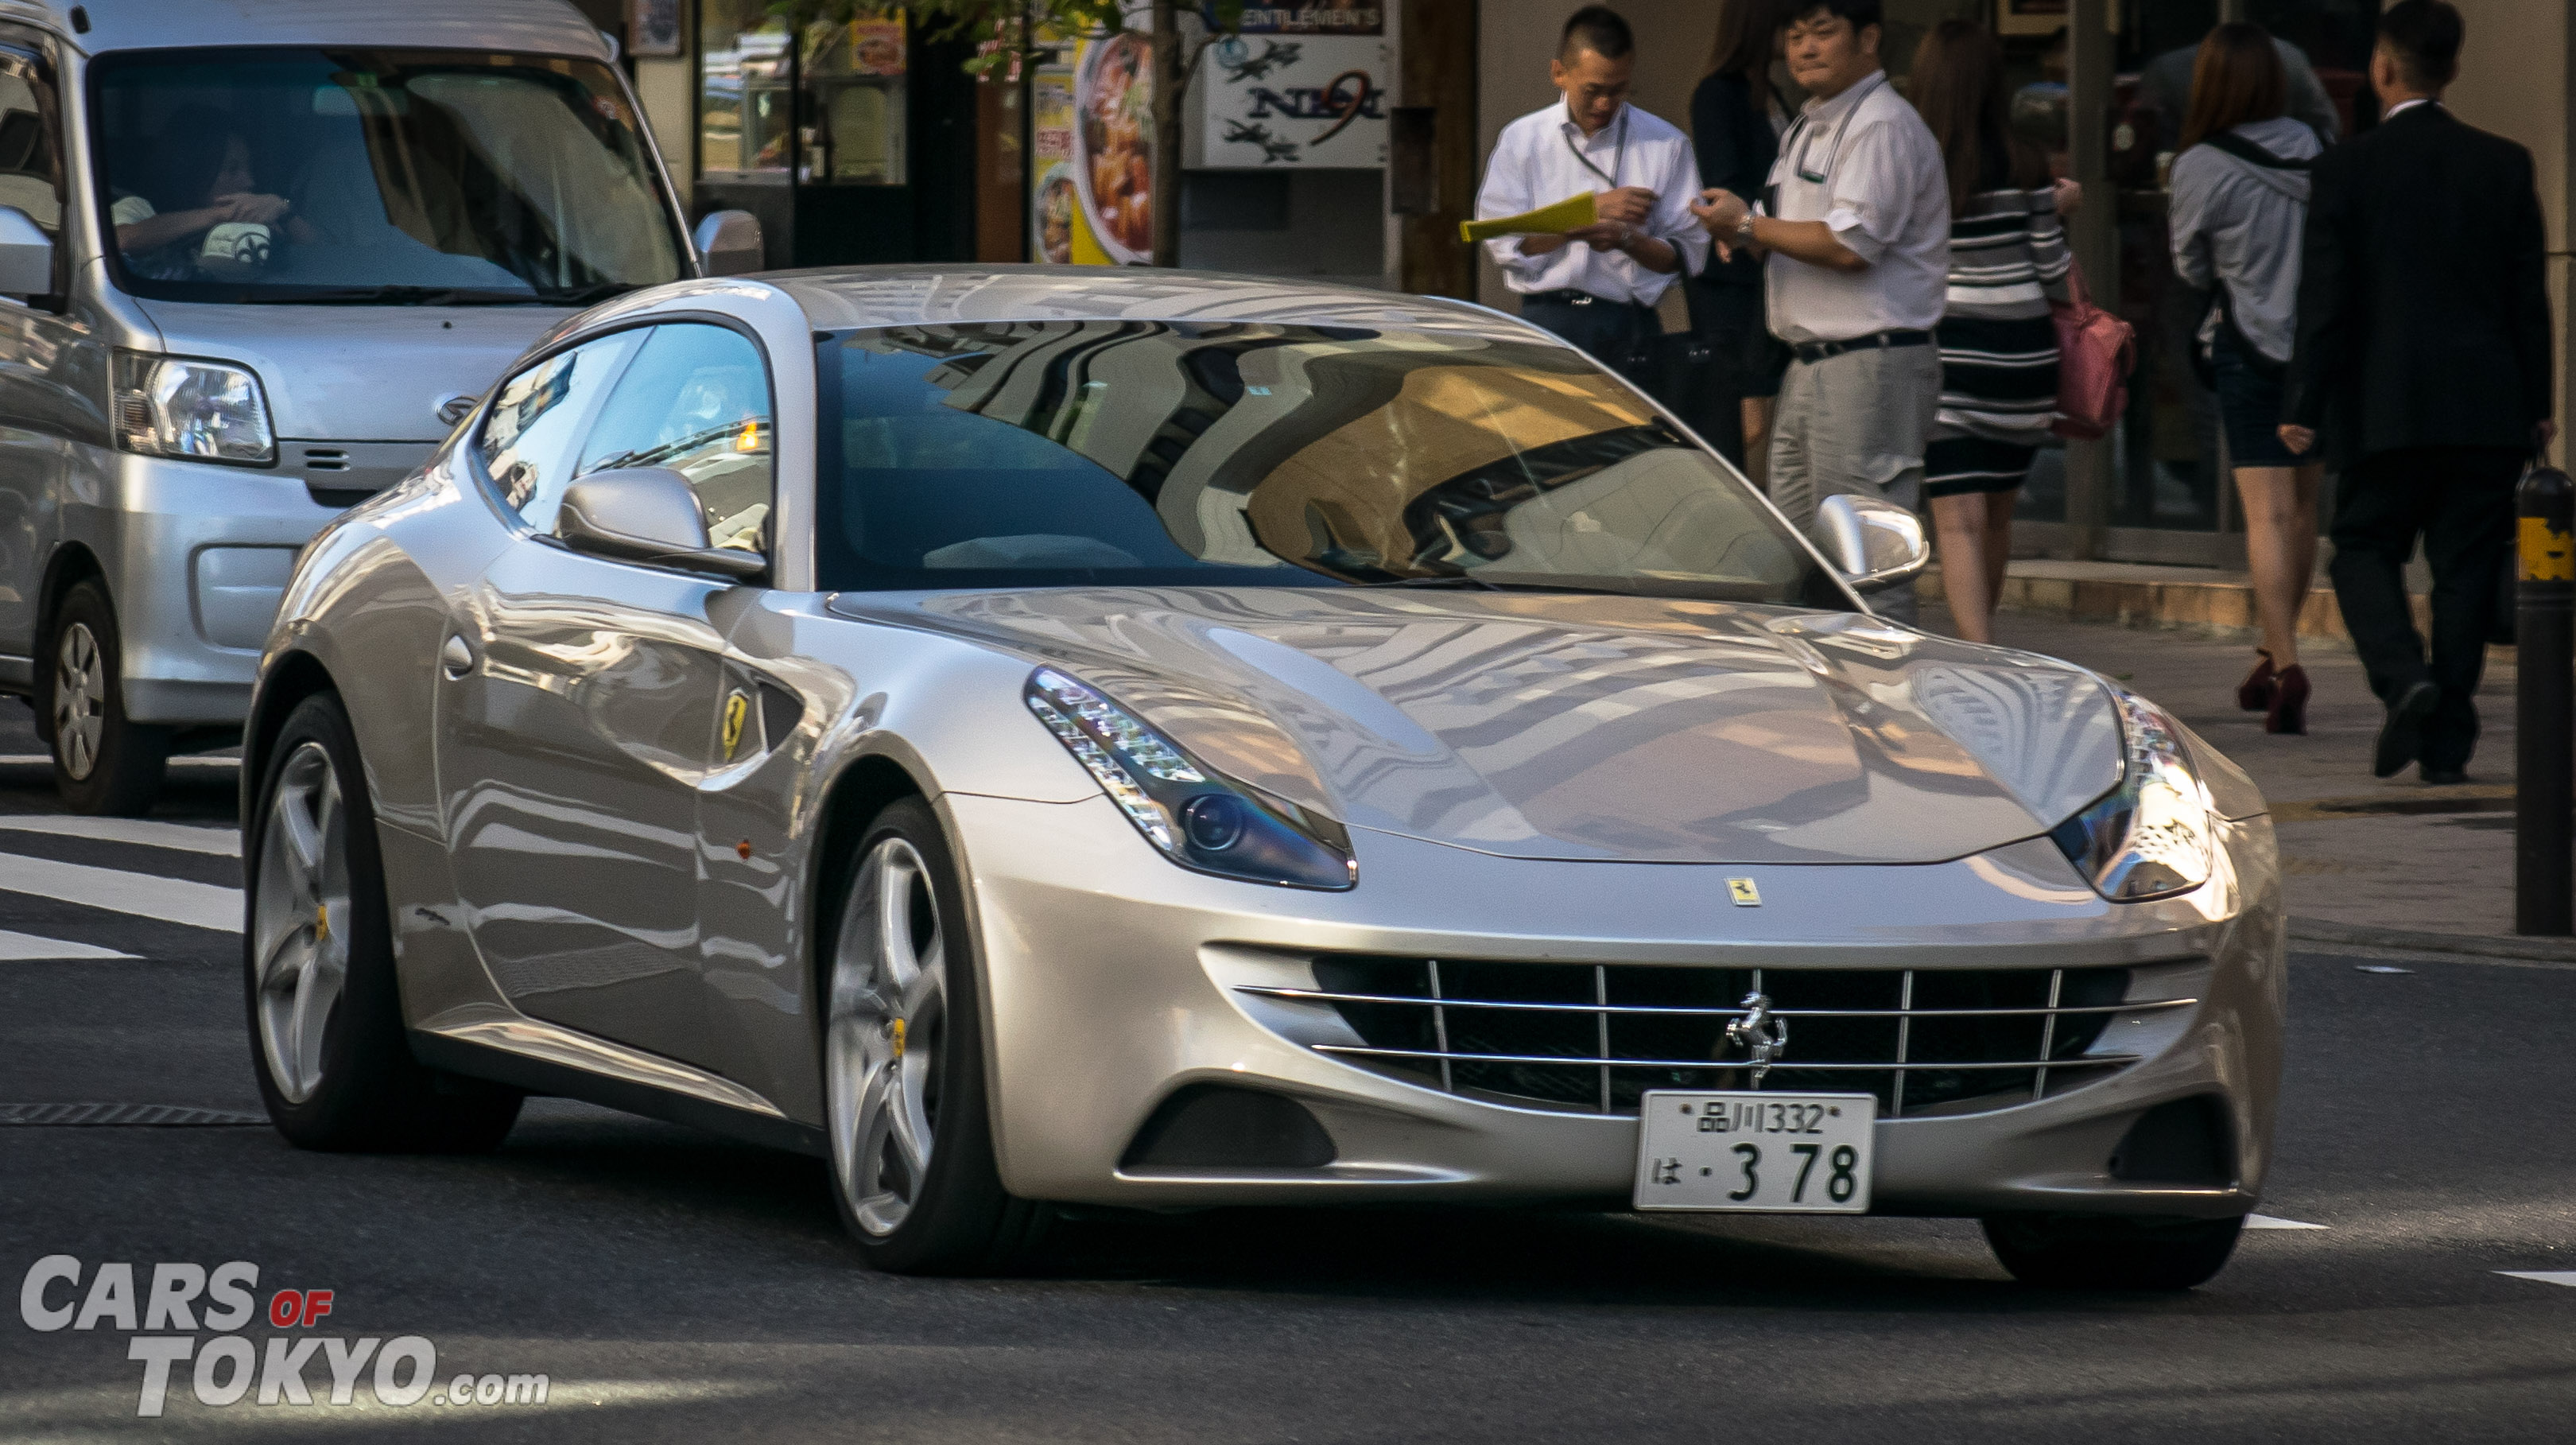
[2288,915,2576,964]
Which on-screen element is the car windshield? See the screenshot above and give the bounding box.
[90,49,685,305]
[814,321,1844,606]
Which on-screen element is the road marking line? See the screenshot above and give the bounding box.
[0,755,235,767]
[0,928,134,960]
[0,814,239,857]
[2497,1271,2576,1287]
[2245,1214,2328,1229]
[0,854,239,932]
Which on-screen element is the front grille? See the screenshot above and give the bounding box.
[1242,958,2182,1118]
[301,447,351,472]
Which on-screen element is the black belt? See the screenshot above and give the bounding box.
[1523,289,1651,311]
[1790,328,1934,364]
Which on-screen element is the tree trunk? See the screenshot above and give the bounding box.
[1149,0,1183,266]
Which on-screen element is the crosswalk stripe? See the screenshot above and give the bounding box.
[0,755,236,768]
[2497,1271,2576,1287]
[0,927,135,960]
[2244,1214,2328,1230]
[0,853,240,932]
[0,815,239,857]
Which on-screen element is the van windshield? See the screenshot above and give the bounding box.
[90,49,686,305]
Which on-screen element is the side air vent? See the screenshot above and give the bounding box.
[1119,1085,1336,1171]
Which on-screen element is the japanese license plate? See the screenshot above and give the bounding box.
[1633,1091,1876,1213]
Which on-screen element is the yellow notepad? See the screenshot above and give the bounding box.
[1459,192,1598,243]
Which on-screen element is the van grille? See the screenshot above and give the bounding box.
[1240,958,2178,1117]
[300,447,351,472]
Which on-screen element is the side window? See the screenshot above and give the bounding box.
[576,323,774,554]
[473,329,644,530]
[0,48,64,241]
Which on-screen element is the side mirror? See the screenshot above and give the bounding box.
[692,210,764,278]
[0,204,54,299]
[1812,492,1930,593]
[555,468,766,583]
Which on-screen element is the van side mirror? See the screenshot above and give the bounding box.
[1813,492,1930,593]
[0,205,54,300]
[555,467,766,583]
[693,210,764,278]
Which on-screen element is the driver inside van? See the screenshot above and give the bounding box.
[110,107,292,280]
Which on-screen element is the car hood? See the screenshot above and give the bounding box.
[840,587,2124,865]
[133,300,576,441]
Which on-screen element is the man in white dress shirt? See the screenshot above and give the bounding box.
[1690,0,1949,621]
[1474,7,1709,385]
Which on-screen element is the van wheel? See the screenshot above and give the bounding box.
[42,580,169,817]
[822,797,1051,1273]
[1981,1213,2245,1290]
[246,691,521,1151]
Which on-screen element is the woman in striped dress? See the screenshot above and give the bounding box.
[1908,21,2073,644]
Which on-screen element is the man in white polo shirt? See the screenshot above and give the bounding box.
[1474,6,1708,386]
[1690,0,1949,621]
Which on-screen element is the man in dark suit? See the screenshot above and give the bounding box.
[2280,0,2555,784]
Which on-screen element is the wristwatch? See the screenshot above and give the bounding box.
[1734,211,1757,243]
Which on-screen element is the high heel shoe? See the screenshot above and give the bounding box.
[2265,664,2310,735]
[2237,651,2276,712]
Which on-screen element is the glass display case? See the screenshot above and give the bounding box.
[699,1,908,186]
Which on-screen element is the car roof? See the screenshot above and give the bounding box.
[762,265,1553,346]
[0,0,614,60]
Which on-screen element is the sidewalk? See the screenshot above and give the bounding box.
[1913,591,2536,951]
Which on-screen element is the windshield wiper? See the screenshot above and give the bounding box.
[280,286,557,306]
[1356,576,1611,595]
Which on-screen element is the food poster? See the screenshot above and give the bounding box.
[1029,25,1153,266]
[1196,33,1388,169]
[849,17,906,75]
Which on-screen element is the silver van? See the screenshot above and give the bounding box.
[0,0,757,812]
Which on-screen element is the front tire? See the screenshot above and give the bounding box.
[246,691,520,1152]
[823,797,1049,1273]
[1981,1213,2245,1290]
[42,580,169,817]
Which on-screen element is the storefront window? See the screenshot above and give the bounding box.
[699,1,908,186]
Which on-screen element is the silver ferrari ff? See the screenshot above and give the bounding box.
[242,267,2282,1289]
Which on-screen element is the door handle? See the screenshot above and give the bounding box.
[440,633,475,680]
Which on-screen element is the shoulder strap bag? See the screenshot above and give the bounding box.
[2051,260,2136,441]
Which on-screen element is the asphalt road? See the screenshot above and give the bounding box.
[0,709,2570,1443]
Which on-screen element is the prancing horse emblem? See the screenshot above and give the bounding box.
[720,689,751,760]
[1724,991,1788,1084]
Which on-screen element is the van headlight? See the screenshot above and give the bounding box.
[2049,687,2216,902]
[1025,667,1356,890]
[113,351,276,465]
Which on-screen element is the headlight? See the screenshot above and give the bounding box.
[1025,667,1356,890]
[2048,687,2215,901]
[113,351,276,465]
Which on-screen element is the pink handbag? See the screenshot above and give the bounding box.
[2050,262,2136,441]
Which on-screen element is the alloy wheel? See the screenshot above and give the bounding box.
[52,621,105,782]
[827,836,948,1238]
[251,741,352,1103]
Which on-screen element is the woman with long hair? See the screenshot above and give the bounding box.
[1689,0,1796,490]
[1909,20,2070,643]
[2169,22,2325,733]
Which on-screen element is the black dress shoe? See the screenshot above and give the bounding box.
[2422,767,2469,786]
[2372,681,2438,779]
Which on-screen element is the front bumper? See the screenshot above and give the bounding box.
[95,447,420,724]
[945,791,2283,1218]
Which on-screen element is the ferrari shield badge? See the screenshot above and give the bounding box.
[720,689,751,760]
[1727,877,1761,907]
